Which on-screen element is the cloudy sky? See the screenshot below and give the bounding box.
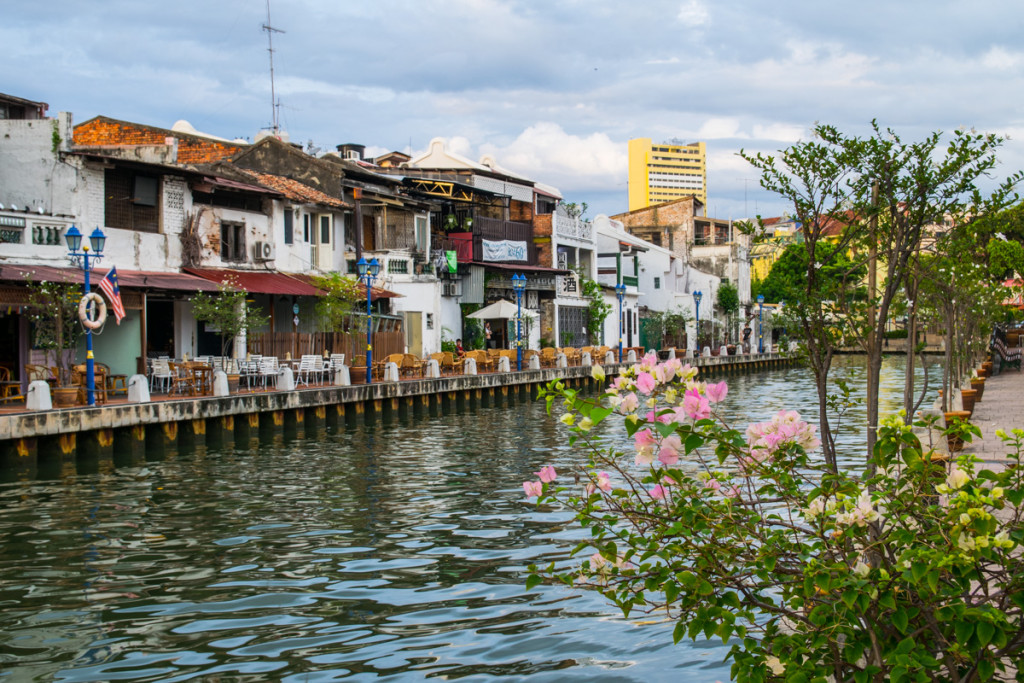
[5,0,1024,219]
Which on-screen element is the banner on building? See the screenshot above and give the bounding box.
[445,250,457,273]
[482,239,528,262]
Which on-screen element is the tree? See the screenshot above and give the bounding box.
[191,279,270,360]
[717,280,740,343]
[577,269,611,344]
[743,122,1020,465]
[312,272,362,332]
[25,278,83,384]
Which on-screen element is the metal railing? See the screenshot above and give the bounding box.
[553,212,594,242]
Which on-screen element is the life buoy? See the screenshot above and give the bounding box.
[79,292,107,330]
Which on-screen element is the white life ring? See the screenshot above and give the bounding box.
[79,292,107,330]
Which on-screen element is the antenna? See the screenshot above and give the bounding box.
[262,0,285,133]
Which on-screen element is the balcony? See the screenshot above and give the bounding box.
[553,211,594,242]
[0,214,70,246]
[438,217,536,265]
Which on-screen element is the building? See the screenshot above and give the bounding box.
[627,138,707,211]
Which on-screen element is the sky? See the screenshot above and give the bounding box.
[5,0,1024,220]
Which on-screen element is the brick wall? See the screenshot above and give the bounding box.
[613,199,696,260]
[74,117,243,164]
[533,214,553,268]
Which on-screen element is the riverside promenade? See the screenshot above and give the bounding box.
[960,368,1024,468]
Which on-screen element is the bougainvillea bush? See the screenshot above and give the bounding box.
[524,353,1024,682]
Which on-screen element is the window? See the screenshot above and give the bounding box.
[320,215,331,245]
[284,209,294,245]
[303,214,310,242]
[415,215,428,253]
[426,313,434,330]
[654,277,661,289]
[220,221,246,262]
[104,168,160,232]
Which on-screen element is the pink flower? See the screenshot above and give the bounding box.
[618,392,639,414]
[596,471,613,491]
[650,484,666,500]
[705,381,728,403]
[654,362,677,384]
[523,480,543,498]
[635,371,657,394]
[682,388,711,420]
[535,466,557,483]
[658,434,682,466]
[634,429,657,465]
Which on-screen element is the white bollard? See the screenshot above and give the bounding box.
[529,355,541,370]
[556,353,568,368]
[685,348,694,359]
[626,349,637,363]
[702,346,712,358]
[604,351,615,364]
[582,352,592,366]
[464,358,478,375]
[720,345,730,357]
[666,347,676,360]
[789,341,799,353]
[26,380,51,411]
[128,374,152,402]
[425,359,441,378]
[212,371,229,397]
[383,362,400,382]
[334,365,351,386]
[278,366,295,391]
[498,356,511,372]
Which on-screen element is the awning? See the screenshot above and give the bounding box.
[288,273,403,301]
[0,264,223,292]
[184,268,324,296]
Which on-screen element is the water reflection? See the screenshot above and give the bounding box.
[0,356,937,681]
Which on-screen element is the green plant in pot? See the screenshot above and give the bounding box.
[26,278,84,405]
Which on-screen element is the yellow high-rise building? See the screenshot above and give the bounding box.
[627,138,707,211]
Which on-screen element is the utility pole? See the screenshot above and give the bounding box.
[262,0,285,133]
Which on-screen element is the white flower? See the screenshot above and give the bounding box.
[590,364,605,382]
[853,560,870,578]
[947,466,970,490]
[765,655,785,675]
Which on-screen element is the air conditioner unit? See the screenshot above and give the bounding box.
[254,241,275,261]
[442,282,459,297]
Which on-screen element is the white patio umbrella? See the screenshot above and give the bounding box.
[466,299,536,319]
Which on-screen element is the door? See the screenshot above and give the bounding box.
[404,311,422,357]
[315,214,333,271]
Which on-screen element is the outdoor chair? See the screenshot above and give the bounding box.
[73,363,108,404]
[540,347,557,368]
[150,358,174,393]
[97,361,128,396]
[401,354,424,378]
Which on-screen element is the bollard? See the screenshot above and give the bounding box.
[498,356,511,372]
[702,346,712,358]
[126,374,151,402]
[626,350,637,363]
[278,366,295,391]
[383,362,400,382]
[212,370,229,397]
[425,359,441,378]
[464,358,478,375]
[685,348,694,359]
[719,345,729,357]
[582,352,592,366]
[529,355,541,370]
[604,351,615,365]
[26,380,51,411]
[556,353,568,368]
[334,365,351,386]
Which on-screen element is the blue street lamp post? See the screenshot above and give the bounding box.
[757,294,765,354]
[615,283,626,362]
[357,257,381,384]
[64,225,107,406]
[511,273,526,371]
[693,290,702,352]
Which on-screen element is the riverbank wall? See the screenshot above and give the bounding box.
[0,353,794,470]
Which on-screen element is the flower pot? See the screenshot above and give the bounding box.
[943,410,972,453]
[970,377,985,401]
[53,386,79,408]
[960,389,978,416]
[227,374,241,393]
[350,366,367,384]
[982,361,993,375]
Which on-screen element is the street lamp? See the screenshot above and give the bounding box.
[511,273,526,371]
[757,294,765,354]
[64,225,106,406]
[693,290,702,352]
[615,283,626,362]
[356,257,382,384]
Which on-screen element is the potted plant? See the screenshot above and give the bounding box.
[25,278,84,406]
[191,278,269,391]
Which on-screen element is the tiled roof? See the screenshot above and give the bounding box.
[236,169,350,209]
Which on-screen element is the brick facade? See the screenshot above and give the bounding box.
[612,198,697,261]
[73,117,244,164]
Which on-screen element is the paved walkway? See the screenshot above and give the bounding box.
[960,367,1024,466]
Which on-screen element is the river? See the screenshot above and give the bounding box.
[0,355,939,682]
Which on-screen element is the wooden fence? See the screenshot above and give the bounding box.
[247,331,405,361]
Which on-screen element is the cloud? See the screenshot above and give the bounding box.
[983,46,1024,71]
[677,0,710,27]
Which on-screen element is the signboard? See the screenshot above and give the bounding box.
[558,272,580,298]
[482,239,528,262]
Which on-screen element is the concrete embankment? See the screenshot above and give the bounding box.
[0,354,793,470]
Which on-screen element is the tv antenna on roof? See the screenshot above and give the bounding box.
[262,0,285,133]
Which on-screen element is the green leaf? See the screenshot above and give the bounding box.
[892,609,909,634]
[954,621,974,645]
[673,620,687,644]
[525,574,543,591]
[976,621,995,647]
[978,658,995,681]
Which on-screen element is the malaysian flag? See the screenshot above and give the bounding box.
[99,267,125,325]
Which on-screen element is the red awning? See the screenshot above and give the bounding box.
[288,273,403,300]
[184,268,324,296]
[0,265,223,292]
